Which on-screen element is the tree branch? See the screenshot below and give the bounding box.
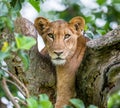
[0,67,29,98]
[6,79,26,97]
[87,26,120,50]
[2,77,20,108]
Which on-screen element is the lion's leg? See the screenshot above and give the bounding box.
[55,67,76,108]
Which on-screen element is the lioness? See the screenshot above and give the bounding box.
[34,16,88,108]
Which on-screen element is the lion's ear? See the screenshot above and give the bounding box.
[69,16,85,33]
[34,17,50,35]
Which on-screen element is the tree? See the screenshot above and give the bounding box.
[0,0,120,108]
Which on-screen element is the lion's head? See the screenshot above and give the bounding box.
[34,16,85,65]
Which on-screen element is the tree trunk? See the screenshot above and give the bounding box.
[76,27,120,107]
[4,17,120,107]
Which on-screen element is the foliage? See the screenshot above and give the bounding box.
[26,94,120,108]
[27,95,98,108]
[27,94,53,108]
[15,33,36,50]
[0,0,38,106]
[107,91,120,108]
[64,98,98,108]
[40,0,120,38]
[0,0,41,31]
[29,0,40,12]
[0,0,38,69]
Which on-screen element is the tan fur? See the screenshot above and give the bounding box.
[34,16,88,108]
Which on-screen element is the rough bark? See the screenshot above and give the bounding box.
[7,17,56,102]
[3,17,120,107]
[77,27,120,107]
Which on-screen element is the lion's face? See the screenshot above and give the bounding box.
[34,17,85,65]
[44,21,78,65]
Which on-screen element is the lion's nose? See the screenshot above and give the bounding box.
[54,51,63,56]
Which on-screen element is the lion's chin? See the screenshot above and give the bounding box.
[52,59,66,65]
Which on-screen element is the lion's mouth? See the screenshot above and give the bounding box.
[52,57,66,65]
[54,57,64,60]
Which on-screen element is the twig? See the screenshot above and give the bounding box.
[14,97,27,106]
[6,79,26,97]
[0,67,29,98]
[2,77,20,108]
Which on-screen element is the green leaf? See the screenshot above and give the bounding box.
[15,33,36,50]
[96,29,106,36]
[112,0,120,3]
[0,16,14,31]
[0,2,8,16]
[107,91,120,108]
[14,0,22,12]
[27,97,38,108]
[0,51,10,61]
[70,99,85,108]
[10,0,23,10]
[39,101,53,108]
[0,69,6,79]
[39,94,53,108]
[0,85,6,97]
[85,15,95,23]
[29,0,40,12]
[113,3,120,12]
[6,18,14,31]
[85,31,94,39]
[88,105,98,108]
[18,51,30,71]
[96,0,106,5]
[0,17,6,29]
[39,94,49,101]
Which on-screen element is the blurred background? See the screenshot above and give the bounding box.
[21,0,120,39]
[20,0,120,51]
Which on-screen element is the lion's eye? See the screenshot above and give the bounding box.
[47,33,54,40]
[64,34,71,40]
